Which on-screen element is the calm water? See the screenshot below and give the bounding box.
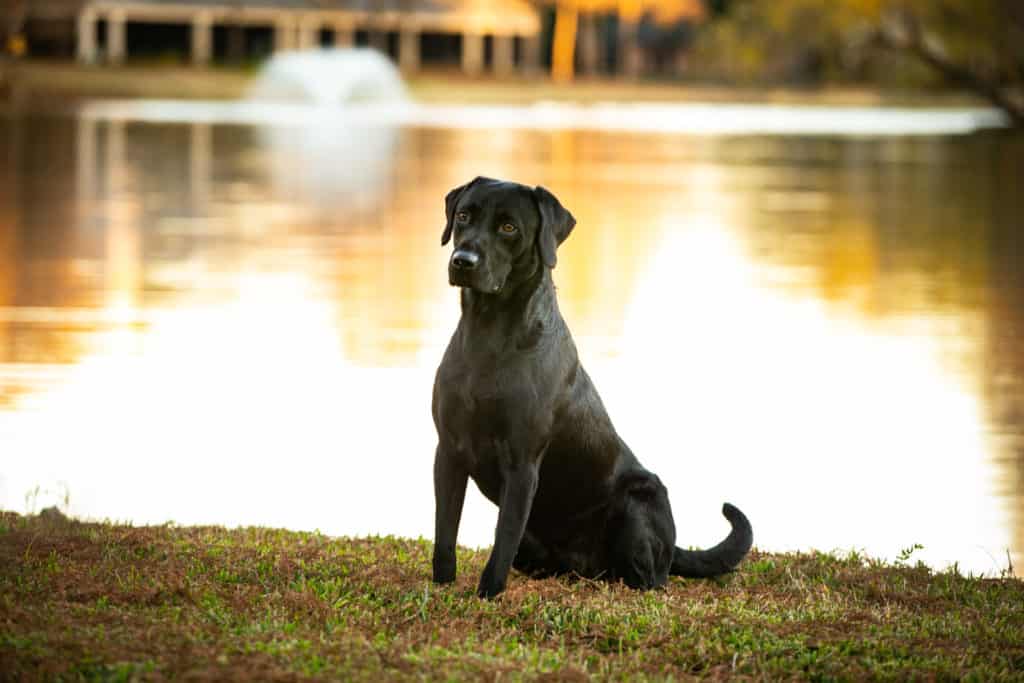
[1,104,1022,576]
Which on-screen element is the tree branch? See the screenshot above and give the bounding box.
[871,12,1023,127]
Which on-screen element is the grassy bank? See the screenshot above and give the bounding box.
[1,510,1022,681]
[0,60,989,108]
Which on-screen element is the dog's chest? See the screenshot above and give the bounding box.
[439,363,517,439]
[436,349,552,458]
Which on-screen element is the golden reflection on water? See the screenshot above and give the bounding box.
[0,115,1021,576]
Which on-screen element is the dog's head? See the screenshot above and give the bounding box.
[441,177,576,294]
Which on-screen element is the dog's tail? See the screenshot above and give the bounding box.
[670,503,753,578]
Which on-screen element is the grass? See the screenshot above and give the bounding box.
[1,510,1022,681]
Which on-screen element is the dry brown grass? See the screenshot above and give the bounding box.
[1,510,1022,681]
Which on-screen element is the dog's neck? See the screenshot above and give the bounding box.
[457,262,560,349]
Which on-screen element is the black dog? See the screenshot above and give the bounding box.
[431,177,753,598]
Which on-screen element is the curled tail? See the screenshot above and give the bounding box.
[671,503,753,578]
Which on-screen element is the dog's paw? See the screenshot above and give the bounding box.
[432,556,457,584]
[433,571,456,584]
[476,567,506,599]
[476,579,505,599]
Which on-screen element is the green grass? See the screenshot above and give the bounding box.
[1,510,1022,681]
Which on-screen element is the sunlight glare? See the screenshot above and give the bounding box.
[594,215,1005,573]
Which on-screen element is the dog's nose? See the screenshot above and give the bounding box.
[451,250,480,270]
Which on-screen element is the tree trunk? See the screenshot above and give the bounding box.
[551,4,579,83]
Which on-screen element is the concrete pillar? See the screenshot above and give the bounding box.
[618,22,643,78]
[77,9,98,64]
[623,45,643,78]
[107,10,126,64]
[274,17,297,52]
[493,34,514,75]
[461,32,483,76]
[297,17,319,50]
[333,23,354,47]
[191,12,213,65]
[520,34,540,77]
[578,14,601,76]
[399,27,419,72]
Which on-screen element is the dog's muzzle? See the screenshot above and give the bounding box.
[450,249,480,271]
[449,249,481,287]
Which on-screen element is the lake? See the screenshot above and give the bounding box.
[1,100,1021,577]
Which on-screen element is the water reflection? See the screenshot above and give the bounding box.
[0,111,1021,576]
[987,155,1024,576]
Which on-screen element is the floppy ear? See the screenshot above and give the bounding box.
[533,186,576,269]
[442,176,487,246]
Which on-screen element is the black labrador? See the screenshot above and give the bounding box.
[431,177,753,598]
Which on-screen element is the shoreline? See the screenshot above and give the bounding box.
[1,59,990,109]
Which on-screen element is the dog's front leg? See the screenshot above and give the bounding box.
[478,442,540,598]
[433,445,468,584]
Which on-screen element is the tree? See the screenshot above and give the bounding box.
[698,0,1024,125]
[870,1,1024,126]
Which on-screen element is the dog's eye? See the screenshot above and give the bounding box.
[499,223,518,234]
[455,211,469,222]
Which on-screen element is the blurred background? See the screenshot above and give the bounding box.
[0,0,1022,577]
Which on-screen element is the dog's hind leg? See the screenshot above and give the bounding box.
[513,531,557,578]
[432,445,468,584]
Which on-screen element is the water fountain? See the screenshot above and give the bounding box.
[244,48,408,209]
[247,48,408,105]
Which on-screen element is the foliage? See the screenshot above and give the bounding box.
[695,0,1024,123]
[2,511,1023,680]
